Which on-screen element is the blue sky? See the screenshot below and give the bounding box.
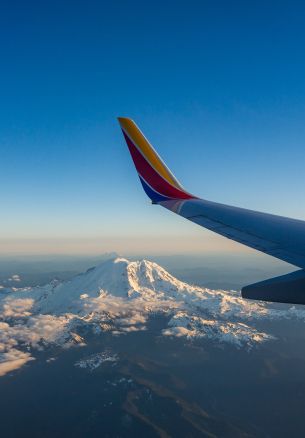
[1,0,305,255]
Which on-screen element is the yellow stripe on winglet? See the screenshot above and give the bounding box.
[118,117,181,189]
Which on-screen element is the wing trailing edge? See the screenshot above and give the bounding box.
[242,270,305,305]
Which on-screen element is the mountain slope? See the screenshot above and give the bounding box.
[1,257,305,376]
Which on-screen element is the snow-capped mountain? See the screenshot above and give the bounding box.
[1,257,305,377]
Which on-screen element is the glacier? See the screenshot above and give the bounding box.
[0,256,304,376]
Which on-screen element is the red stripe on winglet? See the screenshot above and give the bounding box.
[123,130,193,200]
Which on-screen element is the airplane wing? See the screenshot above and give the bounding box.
[118,117,305,304]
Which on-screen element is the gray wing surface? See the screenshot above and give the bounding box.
[161,198,305,269]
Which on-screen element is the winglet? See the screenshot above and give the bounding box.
[118,117,194,203]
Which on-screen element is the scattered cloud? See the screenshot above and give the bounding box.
[0,298,34,318]
[0,349,34,377]
[8,274,21,282]
[0,314,76,376]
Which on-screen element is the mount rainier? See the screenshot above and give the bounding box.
[1,257,304,376]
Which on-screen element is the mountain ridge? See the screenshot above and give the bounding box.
[1,256,305,377]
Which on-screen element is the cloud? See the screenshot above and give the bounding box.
[116,313,147,326]
[0,298,34,318]
[82,295,180,334]
[0,314,75,376]
[0,349,34,377]
[0,290,181,377]
[8,274,21,282]
[119,325,147,333]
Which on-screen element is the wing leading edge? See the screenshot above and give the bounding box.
[118,117,305,304]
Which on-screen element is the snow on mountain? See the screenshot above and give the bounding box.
[1,257,305,376]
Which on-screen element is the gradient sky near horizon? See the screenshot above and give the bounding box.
[1,0,305,255]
